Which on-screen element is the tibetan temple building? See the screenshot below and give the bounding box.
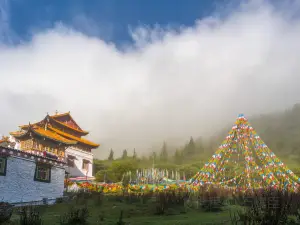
[7,111,99,178]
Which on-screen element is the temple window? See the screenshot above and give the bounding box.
[82,159,90,170]
[21,140,33,151]
[0,157,7,176]
[67,155,76,167]
[58,150,65,157]
[33,141,38,150]
[49,147,55,154]
[34,164,51,183]
[45,147,51,153]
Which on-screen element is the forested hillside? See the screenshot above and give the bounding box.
[93,104,300,182]
[251,104,300,156]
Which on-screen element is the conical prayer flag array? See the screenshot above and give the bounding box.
[190,114,300,191]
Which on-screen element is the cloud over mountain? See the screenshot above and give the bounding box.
[0,1,300,158]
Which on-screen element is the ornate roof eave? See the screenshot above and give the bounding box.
[10,123,32,137]
[18,119,44,129]
[47,115,89,136]
[51,111,83,130]
[76,142,100,149]
[30,128,77,145]
[11,123,77,145]
[0,136,10,144]
[47,126,99,148]
[18,113,89,136]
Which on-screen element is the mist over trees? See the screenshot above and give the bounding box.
[94,104,300,183]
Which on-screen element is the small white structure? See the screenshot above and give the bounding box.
[65,147,93,178]
[0,147,66,204]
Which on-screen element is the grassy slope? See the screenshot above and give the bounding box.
[8,198,231,225]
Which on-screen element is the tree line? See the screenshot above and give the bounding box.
[94,104,300,182]
[106,137,204,163]
[94,137,209,183]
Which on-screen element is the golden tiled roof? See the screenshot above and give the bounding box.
[11,112,99,148]
[50,117,89,135]
[0,136,9,143]
[48,126,99,148]
[19,113,89,135]
[33,126,77,145]
[19,124,33,129]
[50,112,87,131]
[10,130,27,136]
[10,125,77,145]
[51,112,71,118]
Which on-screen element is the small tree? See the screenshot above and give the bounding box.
[174,149,183,164]
[121,149,128,160]
[110,160,138,181]
[178,165,198,179]
[95,170,116,182]
[149,152,157,162]
[133,148,137,160]
[93,160,108,175]
[108,149,114,161]
[160,142,168,162]
[182,137,197,160]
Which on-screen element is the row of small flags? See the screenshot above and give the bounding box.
[122,169,186,183]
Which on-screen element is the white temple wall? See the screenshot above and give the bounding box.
[65,147,93,177]
[0,156,65,204]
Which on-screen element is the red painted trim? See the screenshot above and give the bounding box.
[0,147,66,167]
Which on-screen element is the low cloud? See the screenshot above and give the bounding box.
[0,1,300,158]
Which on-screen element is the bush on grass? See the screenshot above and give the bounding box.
[154,191,187,215]
[230,188,293,225]
[18,206,43,225]
[59,205,89,225]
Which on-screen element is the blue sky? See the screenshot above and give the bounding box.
[1,0,300,157]
[3,0,232,46]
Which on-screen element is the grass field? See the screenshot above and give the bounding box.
[6,195,232,225]
[5,187,300,225]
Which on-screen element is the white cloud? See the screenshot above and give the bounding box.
[0,1,300,158]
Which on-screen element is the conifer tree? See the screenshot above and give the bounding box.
[184,137,196,156]
[108,149,114,161]
[160,142,168,162]
[149,151,157,163]
[174,149,183,164]
[121,149,128,160]
[153,151,157,161]
[133,148,137,160]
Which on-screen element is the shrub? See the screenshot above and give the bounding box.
[92,191,104,206]
[0,202,13,224]
[55,197,64,204]
[230,188,293,225]
[18,206,43,225]
[59,206,89,225]
[154,191,187,215]
[116,210,125,225]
